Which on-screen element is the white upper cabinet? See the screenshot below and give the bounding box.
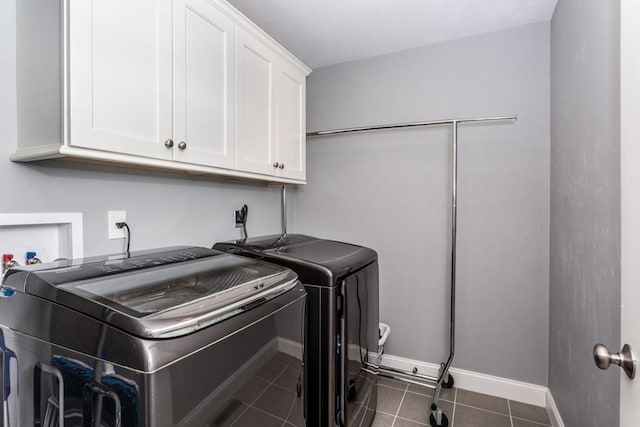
[236,28,307,181]
[13,0,311,184]
[173,0,235,169]
[275,60,306,181]
[236,27,276,176]
[69,0,174,160]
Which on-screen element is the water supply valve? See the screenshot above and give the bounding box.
[26,251,42,265]
[2,254,19,274]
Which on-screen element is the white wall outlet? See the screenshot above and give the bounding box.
[108,211,127,239]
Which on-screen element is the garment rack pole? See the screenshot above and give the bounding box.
[306,115,517,137]
[308,114,517,427]
[281,185,288,236]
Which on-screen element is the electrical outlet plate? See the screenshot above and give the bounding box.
[108,211,127,239]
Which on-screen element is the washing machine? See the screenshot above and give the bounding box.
[214,234,379,427]
[0,246,306,426]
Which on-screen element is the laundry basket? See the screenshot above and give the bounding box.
[377,323,390,365]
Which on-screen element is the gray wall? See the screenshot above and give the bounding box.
[549,0,621,425]
[294,23,550,385]
[0,0,284,257]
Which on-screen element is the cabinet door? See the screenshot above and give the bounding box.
[173,0,235,169]
[235,27,277,176]
[275,60,306,181]
[69,0,173,160]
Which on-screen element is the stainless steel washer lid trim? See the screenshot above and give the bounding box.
[113,274,299,338]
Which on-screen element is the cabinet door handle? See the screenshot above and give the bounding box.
[273,162,280,168]
[178,141,187,150]
[279,163,285,169]
[164,139,174,149]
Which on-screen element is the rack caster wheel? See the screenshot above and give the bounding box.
[429,411,449,427]
[443,373,455,389]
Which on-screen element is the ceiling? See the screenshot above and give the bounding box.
[228,0,558,69]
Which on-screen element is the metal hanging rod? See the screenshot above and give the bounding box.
[306,115,517,137]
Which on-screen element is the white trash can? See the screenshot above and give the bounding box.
[377,323,390,365]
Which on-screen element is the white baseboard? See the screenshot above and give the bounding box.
[379,352,565,426]
[377,352,549,408]
[546,389,565,427]
[378,352,548,407]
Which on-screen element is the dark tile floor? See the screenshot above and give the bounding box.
[372,377,551,427]
[226,351,305,426]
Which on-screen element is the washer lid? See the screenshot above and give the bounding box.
[214,235,378,286]
[8,247,298,338]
